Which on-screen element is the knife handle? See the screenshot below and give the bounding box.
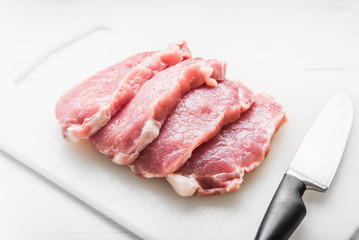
[254,173,307,240]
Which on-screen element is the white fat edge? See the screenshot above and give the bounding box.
[101,118,161,165]
[224,178,244,193]
[128,163,155,178]
[99,148,110,156]
[65,125,81,142]
[243,160,263,173]
[142,171,159,178]
[112,119,161,165]
[166,174,199,197]
[88,105,112,134]
[112,152,136,165]
[198,167,245,183]
[138,118,162,149]
[65,105,111,142]
[128,164,136,173]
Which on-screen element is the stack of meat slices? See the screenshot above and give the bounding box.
[55,41,286,197]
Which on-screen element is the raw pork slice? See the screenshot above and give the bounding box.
[131,80,254,178]
[167,94,286,197]
[55,41,191,142]
[91,58,227,165]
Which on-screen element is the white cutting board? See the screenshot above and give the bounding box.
[1,1,359,239]
[1,47,359,240]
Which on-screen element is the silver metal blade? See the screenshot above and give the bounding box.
[287,91,353,191]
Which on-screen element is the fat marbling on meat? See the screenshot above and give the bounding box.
[167,94,286,197]
[91,57,227,165]
[131,80,254,178]
[55,41,191,142]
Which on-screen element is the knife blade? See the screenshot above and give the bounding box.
[255,91,353,240]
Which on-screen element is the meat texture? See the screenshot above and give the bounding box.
[166,94,286,197]
[55,41,191,142]
[91,58,227,165]
[131,80,254,178]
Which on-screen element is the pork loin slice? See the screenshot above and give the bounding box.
[167,94,286,197]
[131,80,254,178]
[91,58,227,165]
[55,41,191,142]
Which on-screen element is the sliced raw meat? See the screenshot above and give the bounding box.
[131,80,254,178]
[55,41,191,142]
[167,94,286,197]
[91,58,227,165]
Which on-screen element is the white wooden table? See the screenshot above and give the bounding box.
[1,0,358,239]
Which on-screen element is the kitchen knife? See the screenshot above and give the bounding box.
[255,91,353,240]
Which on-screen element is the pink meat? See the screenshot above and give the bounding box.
[55,41,191,142]
[131,80,254,178]
[167,94,286,197]
[91,58,227,165]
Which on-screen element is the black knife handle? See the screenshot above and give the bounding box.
[254,173,307,240]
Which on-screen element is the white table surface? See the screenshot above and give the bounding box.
[1,0,359,239]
